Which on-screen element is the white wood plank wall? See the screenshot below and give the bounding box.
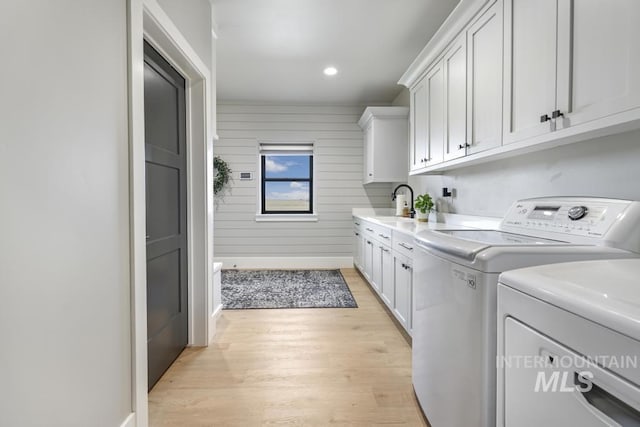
[214,104,392,264]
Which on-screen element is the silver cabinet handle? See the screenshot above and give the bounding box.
[366,227,374,232]
[378,233,390,239]
[398,242,414,251]
[379,246,390,252]
[354,222,360,226]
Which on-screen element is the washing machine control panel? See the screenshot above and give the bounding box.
[502,199,631,238]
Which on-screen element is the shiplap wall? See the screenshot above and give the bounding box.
[214,104,393,267]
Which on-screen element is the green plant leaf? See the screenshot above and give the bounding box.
[214,156,232,194]
[414,193,434,214]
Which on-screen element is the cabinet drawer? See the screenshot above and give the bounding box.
[362,221,392,244]
[393,231,415,259]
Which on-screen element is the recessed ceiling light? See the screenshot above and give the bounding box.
[323,66,338,76]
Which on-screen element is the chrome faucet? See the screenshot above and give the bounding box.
[392,184,415,218]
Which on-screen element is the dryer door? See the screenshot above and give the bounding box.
[503,318,640,426]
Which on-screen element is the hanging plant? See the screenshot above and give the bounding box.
[214,156,232,194]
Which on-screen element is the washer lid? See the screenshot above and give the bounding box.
[500,259,640,342]
[414,229,568,261]
[439,229,567,245]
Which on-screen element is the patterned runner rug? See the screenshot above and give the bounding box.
[221,269,358,309]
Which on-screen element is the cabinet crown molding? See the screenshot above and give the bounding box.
[398,0,488,88]
[358,106,409,129]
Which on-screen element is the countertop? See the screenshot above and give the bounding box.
[352,208,501,237]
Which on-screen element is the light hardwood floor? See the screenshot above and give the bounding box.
[148,268,429,426]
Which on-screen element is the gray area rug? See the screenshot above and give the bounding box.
[222,269,358,309]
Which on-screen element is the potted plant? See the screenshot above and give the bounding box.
[414,193,434,222]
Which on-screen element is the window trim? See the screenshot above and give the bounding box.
[260,154,314,215]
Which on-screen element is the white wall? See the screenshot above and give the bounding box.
[410,128,640,217]
[0,2,131,426]
[156,0,212,68]
[214,104,392,265]
[1,1,217,425]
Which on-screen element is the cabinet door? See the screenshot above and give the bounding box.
[443,37,467,161]
[363,122,374,183]
[363,238,374,282]
[467,1,503,154]
[556,0,640,130]
[394,256,412,332]
[426,62,445,165]
[503,0,557,144]
[410,77,429,171]
[360,235,367,275]
[353,230,363,270]
[380,246,395,307]
[371,244,382,293]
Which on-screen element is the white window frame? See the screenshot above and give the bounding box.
[256,141,318,222]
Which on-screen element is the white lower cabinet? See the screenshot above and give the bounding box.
[353,219,413,335]
[363,236,374,283]
[393,253,413,333]
[371,242,382,293]
[371,241,393,300]
[353,231,363,271]
[379,243,395,307]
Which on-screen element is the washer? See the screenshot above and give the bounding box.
[412,197,640,427]
[498,259,640,426]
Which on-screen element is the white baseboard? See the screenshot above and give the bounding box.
[120,413,136,427]
[214,257,354,269]
[208,303,223,344]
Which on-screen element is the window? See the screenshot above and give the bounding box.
[259,143,314,215]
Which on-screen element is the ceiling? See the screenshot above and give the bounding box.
[212,0,460,105]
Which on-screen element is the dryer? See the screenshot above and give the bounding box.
[498,259,640,426]
[412,197,640,427]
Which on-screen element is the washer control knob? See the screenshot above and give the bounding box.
[568,206,588,221]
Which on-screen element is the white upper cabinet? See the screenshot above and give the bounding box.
[426,61,445,166]
[358,107,409,184]
[467,1,502,154]
[409,61,445,172]
[410,78,428,172]
[556,0,640,130]
[503,0,557,144]
[443,36,468,161]
[401,0,640,172]
[505,0,640,144]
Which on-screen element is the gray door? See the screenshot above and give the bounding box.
[143,41,188,391]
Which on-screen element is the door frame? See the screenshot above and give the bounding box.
[128,0,214,425]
